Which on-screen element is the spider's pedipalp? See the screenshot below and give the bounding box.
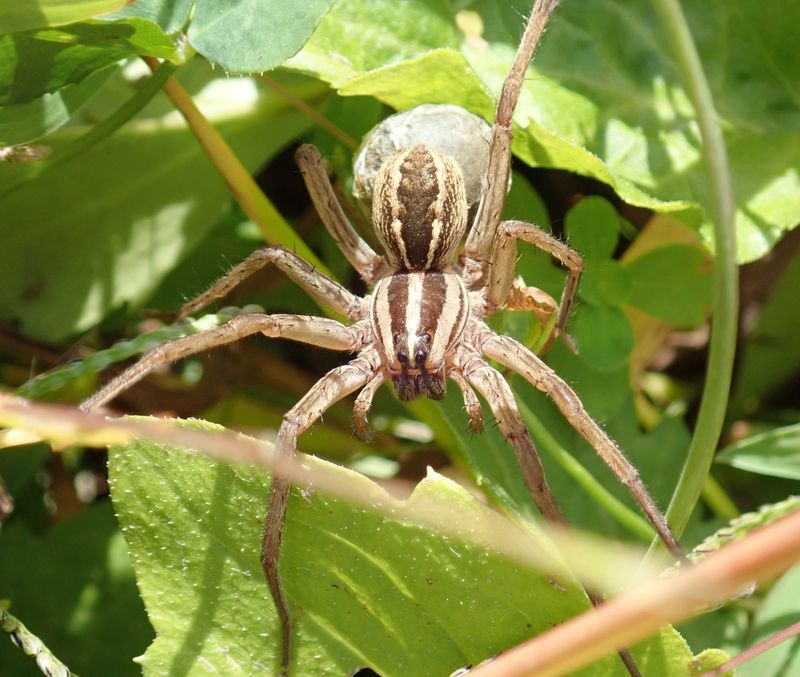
[448,369,484,433]
[353,372,385,442]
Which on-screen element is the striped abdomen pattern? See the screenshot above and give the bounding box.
[372,145,467,271]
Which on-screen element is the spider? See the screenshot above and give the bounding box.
[81,0,683,672]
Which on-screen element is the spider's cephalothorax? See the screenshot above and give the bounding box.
[370,145,470,401]
[371,269,468,400]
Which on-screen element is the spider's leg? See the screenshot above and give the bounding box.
[449,369,484,433]
[352,372,385,441]
[80,314,360,411]
[487,220,583,342]
[296,144,389,285]
[480,332,685,561]
[164,245,362,321]
[463,0,561,260]
[460,356,643,677]
[460,357,566,524]
[262,354,376,673]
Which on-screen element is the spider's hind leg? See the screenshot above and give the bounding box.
[459,353,643,677]
[481,331,685,562]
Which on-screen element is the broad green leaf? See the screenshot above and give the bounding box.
[716,424,800,480]
[107,0,194,33]
[572,304,635,372]
[742,565,800,677]
[188,0,337,73]
[109,421,696,676]
[287,0,800,262]
[0,501,150,676]
[730,249,800,418]
[0,0,130,33]
[565,196,621,261]
[579,261,632,307]
[0,63,113,145]
[624,245,713,326]
[0,63,324,341]
[0,18,179,106]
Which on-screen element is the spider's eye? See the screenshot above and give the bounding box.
[396,347,410,367]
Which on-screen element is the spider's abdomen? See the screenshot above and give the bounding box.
[370,270,468,401]
[372,146,468,271]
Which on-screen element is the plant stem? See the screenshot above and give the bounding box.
[519,399,655,543]
[701,474,740,520]
[650,0,738,550]
[143,57,332,280]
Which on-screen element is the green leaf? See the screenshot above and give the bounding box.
[0,18,179,106]
[565,196,621,261]
[108,420,696,676]
[0,64,323,341]
[572,304,635,372]
[730,250,800,418]
[0,502,150,676]
[187,0,337,73]
[287,0,800,262]
[744,565,800,677]
[624,245,713,326]
[107,0,194,33]
[716,424,800,480]
[579,261,632,307]
[0,0,131,33]
[0,63,113,145]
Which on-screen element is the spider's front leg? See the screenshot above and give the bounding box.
[488,220,584,345]
[456,352,566,524]
[161,245,363,322]
[480,331,685,561]
[463,0,562,260]
[262,351,378,673]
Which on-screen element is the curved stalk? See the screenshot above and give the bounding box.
[650,0,739,551]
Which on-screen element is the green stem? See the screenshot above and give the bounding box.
[518,399,655,543]
[651,0,738,550]
[144,58,332,280]
[0,63,178,198]
[701,474,740,521]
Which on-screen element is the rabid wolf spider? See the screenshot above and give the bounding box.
[82,0,683,672]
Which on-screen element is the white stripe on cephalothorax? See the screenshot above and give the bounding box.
[405,273,425,364]
[429,274,467,361]
[371,280,394,365]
